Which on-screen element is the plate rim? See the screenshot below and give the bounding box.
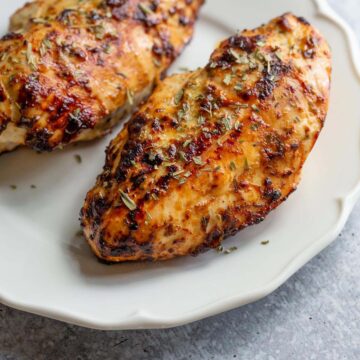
[1,0,360,330]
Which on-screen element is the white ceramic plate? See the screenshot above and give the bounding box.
[0,0,359,330]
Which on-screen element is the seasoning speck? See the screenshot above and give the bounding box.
[178,66,191,72]
[261,240,270,245]
[10,185,17,190]
[229,161,237,171]
[119,190,137,211]
[223,74,232,85]
[193,156,204,166]
[174,89,184,105]
[145,211,152,224]
[138,3,154,16]
[26,42,37,71]
[224,246,238,254]
[244,157,250,171]
[251,104,260,112]
[74,154,82,164]
[127,88,134,106]
[234,83,243,91]
[216,245,224,253]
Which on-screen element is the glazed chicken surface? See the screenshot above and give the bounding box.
[0,0,203,153]
[81,13,332,262]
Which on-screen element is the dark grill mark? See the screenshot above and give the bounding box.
[206,228,222,246]
[256,77,276,101]
[297,16,310,25]
[209,51,236,69]
[184,132,209,158]
[254,58,291,100]
[247,213,265,226]
[152,39,175,59]
[87,196,110,227]
[57,9,76,24]
[26,128,53,152]
[70,47,87,60]
[263,189,282,202]
[167,144,177,158]
[128,114,147,135]
[131,173,146,190]
[115,168,127,182]
[18,75,44,109]
[1,32,23,41]
[179,16,190,26]
[0,117,10,134]
[109,235,153,257]
[270,60,291,77]
[0,84,6,102]
[164,224,175,236]
[64,107,95,139]
[167,165,178,173]
[264,133,285,159]
[134,9,160,28]
[156,174,172,191]
[277,15,292,32]
[152,118,162,131]
[119,142,144,170]
[127,210,139,230]
[229,35,258,53]
[264,177,272,187]
[115,142,144,182]
[106,0,128,6]
[142,152,163,166]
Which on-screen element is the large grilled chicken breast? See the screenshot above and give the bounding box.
[0,0,203,154]
[81,13,331,262]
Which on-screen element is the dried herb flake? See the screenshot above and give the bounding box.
[74,154,82,164]
[174,89,184,105]
[119,190,137,211]
[193,156,204,166]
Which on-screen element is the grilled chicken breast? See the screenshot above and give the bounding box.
[81,13,331,262]
[0,0,203,154]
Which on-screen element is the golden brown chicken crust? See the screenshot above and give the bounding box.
[81,13,332,262]
[0,0,204,153]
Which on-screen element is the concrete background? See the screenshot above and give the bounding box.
[1,1,359,359]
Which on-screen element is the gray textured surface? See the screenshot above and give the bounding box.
[1,1,360,359]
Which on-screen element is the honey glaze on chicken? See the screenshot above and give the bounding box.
[81,13,332,262]
[0,0,204,154]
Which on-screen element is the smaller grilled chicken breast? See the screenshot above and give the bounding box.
[0,0,203,154]
[81,13,331,262]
